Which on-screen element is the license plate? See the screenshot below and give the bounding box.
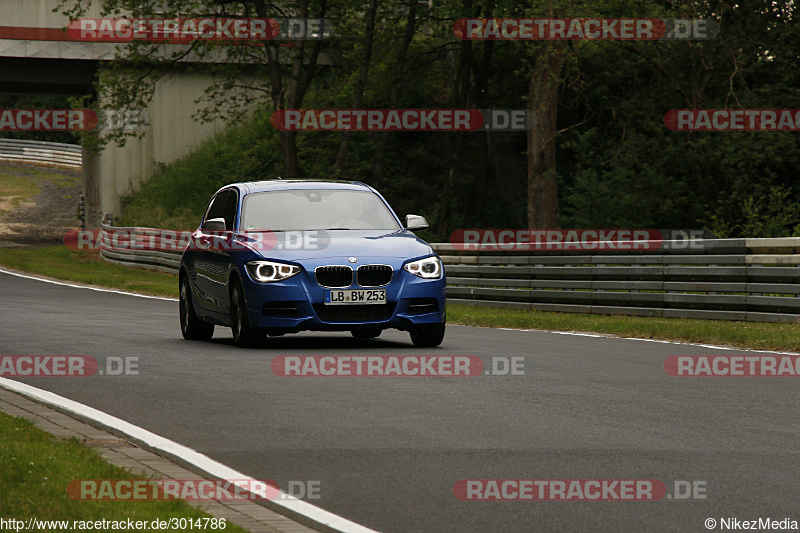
[324,289,386,305]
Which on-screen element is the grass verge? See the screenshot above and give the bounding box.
[0,246,798,352]
[448,305,800,352]
[0,411,248,531]
[0,246,176,297]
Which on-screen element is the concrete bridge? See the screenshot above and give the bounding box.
[0,0,334,227]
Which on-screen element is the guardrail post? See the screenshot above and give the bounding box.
[79,194,86,229]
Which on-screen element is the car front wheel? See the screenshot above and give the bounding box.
[230,280,263,348]
[410,323,445,347]
[180,276,214,341]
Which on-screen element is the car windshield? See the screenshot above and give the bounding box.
[240,188,402,231]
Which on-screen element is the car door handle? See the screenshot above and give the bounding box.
[194,234,212,249]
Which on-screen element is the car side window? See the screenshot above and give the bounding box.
[204,189,238,230]
[220,190,238,230]
[204,194,223,226]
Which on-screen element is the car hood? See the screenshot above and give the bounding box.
[246,229,434,262]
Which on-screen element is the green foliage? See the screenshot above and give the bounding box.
[707,184,800,238]
[557,0,800,236]
[56,0,800,237]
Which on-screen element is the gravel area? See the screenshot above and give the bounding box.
[0,162,82,248]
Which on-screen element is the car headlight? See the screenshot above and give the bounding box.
[404,256,442,279]
[246,260,301,283]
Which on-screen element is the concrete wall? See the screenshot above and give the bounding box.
[2,0,104,27]
[84,69,238,227]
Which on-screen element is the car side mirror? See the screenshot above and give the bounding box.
[405,214,429,231]
[202,218,226,231]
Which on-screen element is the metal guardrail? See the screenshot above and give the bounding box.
[435,240,800,323]
[96,225,800,323]
[0,138,82,169]
[98,226,183,274]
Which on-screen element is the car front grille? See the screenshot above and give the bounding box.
[313,302,396,322]
[315,266,353,288]
[357,265,393,287]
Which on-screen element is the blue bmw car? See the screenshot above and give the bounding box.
[179,180,446,347]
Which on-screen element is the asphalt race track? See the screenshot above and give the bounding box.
[1,270,799,532]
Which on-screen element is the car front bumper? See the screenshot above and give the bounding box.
[240,264,446,333]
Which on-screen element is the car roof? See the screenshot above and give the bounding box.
[221,179,374,195]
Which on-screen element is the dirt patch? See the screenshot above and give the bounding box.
[0,162,82,247]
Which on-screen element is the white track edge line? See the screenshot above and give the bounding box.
[0,378,379,533]
[0,267,177,301]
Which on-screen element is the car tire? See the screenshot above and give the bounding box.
[410,323,445,347]
[351,327,382,339]
[180,276,214,341]
[230,280,263,348]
